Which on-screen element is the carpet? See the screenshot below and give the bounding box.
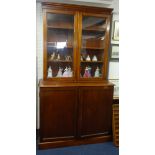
[36,142,119,155]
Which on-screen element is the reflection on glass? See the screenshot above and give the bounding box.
[56,42,67,49]
[46,13,74,78]
[80,16,106,78]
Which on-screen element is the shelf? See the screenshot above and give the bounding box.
[47,25,73,30]
[47,22,73,29]
[48,60,72,63]
[81,77,102,79]
[47,26,105,31]
[47,46,73,48]
[81,61,103,63]
[47,77,73,79]
[82,47,104,50]
[83,27,106,32]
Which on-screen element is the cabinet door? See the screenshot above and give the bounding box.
[78,86,113,138]
[43,10,77,81]
[78,13,111,81]
[40,87,77,142]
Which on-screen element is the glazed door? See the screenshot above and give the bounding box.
[78,86,113,138]
[40,87,78,142]
[43,10,78,81]
[78,13,111,81]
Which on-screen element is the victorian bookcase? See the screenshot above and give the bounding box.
[39,2,114,149]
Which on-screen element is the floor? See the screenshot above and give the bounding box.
[36,142,119,155]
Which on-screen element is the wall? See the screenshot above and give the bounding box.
[36,0,119,129]
[108,0,119,97]
[36,2,43,129]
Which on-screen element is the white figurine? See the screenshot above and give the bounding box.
[47,66,52,78]
[83,66,89,77]
[81,55,83,61]
[94,67,100,77]
[50,52,55,61]
[86,55,91,61]
[68,66,73,77]
[57,53,60,60]
[65,56,72,61]
[57,67,63,77]
[92,55,98,62]
[63,67,69,77]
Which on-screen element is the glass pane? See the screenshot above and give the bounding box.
[80,16,106,78]
[46,13,74,78]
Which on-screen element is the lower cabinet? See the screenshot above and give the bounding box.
[39,85,113,149]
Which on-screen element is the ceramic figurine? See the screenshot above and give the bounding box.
[47,66,52,78]
[56,67,63,77]
[81,55,83,61]
[68,66,73,77]
[94,67,100,77]
[65,56,72,61]
[92,55,98,62]
[50,52,55,61]
[63,67,69,77]
[83,66,90,78]
[88,66,92,77]
[57,53,61,60]
[86,55,91,61]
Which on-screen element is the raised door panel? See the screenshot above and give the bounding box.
[78,86,113,138]
[40,87,77,142]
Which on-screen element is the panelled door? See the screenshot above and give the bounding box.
[40,87,78,142]
[78,86,113,138]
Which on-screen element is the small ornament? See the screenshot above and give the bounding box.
[65,56,72,61]
[94,67,100,77]
[83,67,89,77]
[50,52,55,61]
[56,67,63,77]
[63,67,69,77]
[68,66,73,77]
[92,55,98,62]
[81,55,83,61]
[47,66,52,78]
[88,66,92,77]
[57,53,61,60]
[83,66,91,78]
[86,55,91,61]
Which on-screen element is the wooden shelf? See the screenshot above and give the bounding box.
[47,25,73,30]
[48,60,72,63]
[82,47,104,50]
[80,77,102,79]
[83,28,106,32]
[81,61,103,63]
[47,46,73,48]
